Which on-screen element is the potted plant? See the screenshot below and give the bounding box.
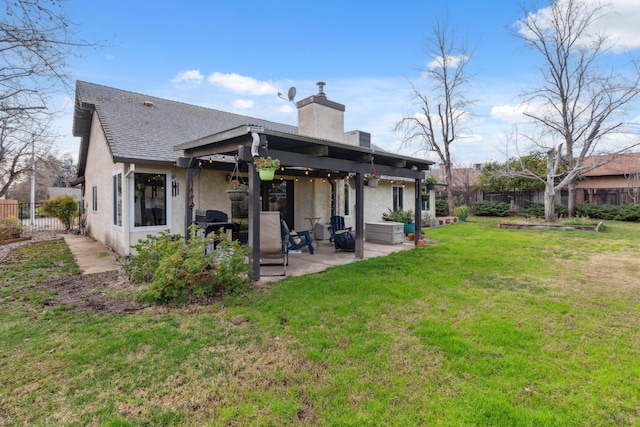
[365,172,380,188]
[388,208,415,235]
[425,176,438,191]
[226,180,248,201]
[453,204,470,221]
[253,156,280,181]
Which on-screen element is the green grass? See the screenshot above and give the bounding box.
[1,219,639,425]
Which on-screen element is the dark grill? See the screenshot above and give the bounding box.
[194,209,239,236]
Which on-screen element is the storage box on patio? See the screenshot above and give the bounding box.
[365,221,404,244]
[314,222,332,240]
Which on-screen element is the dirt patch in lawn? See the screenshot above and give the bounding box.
[554,251,640,300]
[38,271,143,314]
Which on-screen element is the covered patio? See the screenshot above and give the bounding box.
[176,124,432,280]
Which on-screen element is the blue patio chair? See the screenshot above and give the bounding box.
[328,215,352,246]
[281,220,314,254]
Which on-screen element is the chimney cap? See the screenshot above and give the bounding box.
[316,81,327,98]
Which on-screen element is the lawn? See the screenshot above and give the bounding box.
[1,218,639,426]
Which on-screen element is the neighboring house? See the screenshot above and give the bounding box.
[72,81,433,278]
[576,153,640,205]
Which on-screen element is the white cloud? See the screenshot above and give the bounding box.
[277,105,294,113]
[171,70,204,84]
[520,0,640,53]
[490,103,534,124]
[427,54,468,70]
[206,72,278,95]
[232,99,253,109]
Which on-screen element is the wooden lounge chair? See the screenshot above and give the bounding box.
[259,211,288,276]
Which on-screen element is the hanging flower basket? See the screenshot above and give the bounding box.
[254,156,280,181]
[365,171,380,188]
[258,168,276,181]
[227,189,248,201]
[227,159,248,199]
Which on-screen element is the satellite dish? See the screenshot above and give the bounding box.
[287,86,296,101]
[278,86,297,103]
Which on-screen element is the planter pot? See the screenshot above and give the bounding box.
[453,217,458,223]
[408,233,415,241]
[258,169,276,181]
[445,218,451,224]
[416,239,425,247]
[404,223,415,235]
[226,190,248,201]
[426,183,435,190]
[438,219,444,226]
[459,214,467,222]
[367,179,379,188]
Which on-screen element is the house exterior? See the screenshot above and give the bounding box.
[576,153,640,205]
[72,81,433,277]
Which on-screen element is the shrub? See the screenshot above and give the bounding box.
[435,200,449,216]
[520,202,567,219]
[576,203,621,220]
[123,225,251,304]
[0,215,23,235]
[40,195,78,230]
[617,203,640,222]
[471,201,511,217]
[387,208,414,223]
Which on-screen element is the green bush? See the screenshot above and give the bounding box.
[387,208,414,223]
[122,225,251,304]
[40,195,78,230]
[435,200,449,216]
[576,203,621,220]
[471,201,511,217]
[520,202,567,218]
[575,203,640,222]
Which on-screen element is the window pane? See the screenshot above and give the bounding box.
[344,181,350,216]
[92,186,98,211]
[113,174,122,226]
[393,187,404,210]
[134,173,166,227]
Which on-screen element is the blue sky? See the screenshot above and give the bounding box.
[54,0,640,165]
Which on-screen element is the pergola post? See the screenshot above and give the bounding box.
[414,177,423,246]
[248,161,261,281]
[355,172,364,258]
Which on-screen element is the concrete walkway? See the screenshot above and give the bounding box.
[62,234,417,278]
[62,234,120,275]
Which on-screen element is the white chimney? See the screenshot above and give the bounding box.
[296,82,345,142]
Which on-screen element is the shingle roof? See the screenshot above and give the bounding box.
[74,81,297,165]
[581,153,640,177]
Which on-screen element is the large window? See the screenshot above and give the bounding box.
[393,186,404,211]
[134,173,167,227]
[113,173,122,226]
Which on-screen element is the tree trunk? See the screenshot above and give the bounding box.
[544,187,557,222]
[445,162,455,215]
[567,182,576,217]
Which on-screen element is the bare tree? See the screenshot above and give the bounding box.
[624,156,640,204]
[396,19,475,214]
[515,0,640,220]
[0,108,53,198]
[1,0,99,197]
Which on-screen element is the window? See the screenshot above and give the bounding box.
[113,173,122,226]
[343,181,351,216]
[393,186,404,211]
[134,173,167,227]
[92,185,98,212]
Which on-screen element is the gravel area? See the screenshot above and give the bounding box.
[0,231,64,264]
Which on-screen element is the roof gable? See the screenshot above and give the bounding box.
[73,81,297,167]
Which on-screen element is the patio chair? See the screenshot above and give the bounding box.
[328,215,352,246]
[259,211,288,276]
[281,220,314,254]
